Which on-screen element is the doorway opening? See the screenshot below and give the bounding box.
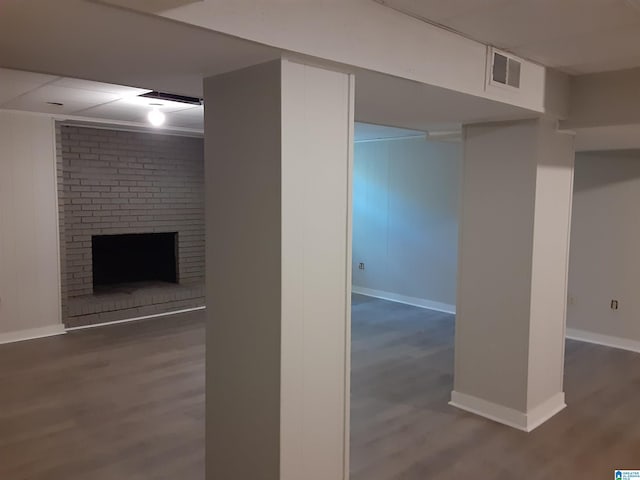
[349,122,461,480]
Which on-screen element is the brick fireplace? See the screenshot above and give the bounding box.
[56,125,205,328]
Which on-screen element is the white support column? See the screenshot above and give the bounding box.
[451,118,574,432]
[204,58,354,480]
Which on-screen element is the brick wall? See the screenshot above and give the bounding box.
[57,125,205,326]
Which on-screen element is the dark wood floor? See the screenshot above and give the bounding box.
[0,295,639,479]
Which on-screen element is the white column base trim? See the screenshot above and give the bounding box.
[0,324,66,345]
[65,306,206,331]
[352,286,455,314]
[566,327,640,354]
[449,390,566,432]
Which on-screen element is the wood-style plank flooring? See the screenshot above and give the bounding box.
[0,311,205,480]
[0,295,639,479]
[350,294,640,479]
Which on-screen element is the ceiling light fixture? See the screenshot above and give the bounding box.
[147,107,165,127]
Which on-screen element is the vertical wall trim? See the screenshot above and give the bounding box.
[559,133,575,392]
[51,119,63,326]
[342,72,355,480]
[453,127,468,393]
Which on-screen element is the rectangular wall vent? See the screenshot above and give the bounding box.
[490,49,521,89]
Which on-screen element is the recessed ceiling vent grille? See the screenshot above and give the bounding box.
[490,49,521,89]
[139,91,203,106]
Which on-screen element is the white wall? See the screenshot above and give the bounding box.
[0,111,63,341]
[352,137,461,311]
[568,151,640,346]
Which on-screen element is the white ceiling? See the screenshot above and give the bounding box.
[0,68,204,130]
[0,0,539,134]
[1,65,533,135]
[4,66,635,151]
[0,0,280,98]
[377,0,640,74]
[0,67,436,137]
[354,68,534,130]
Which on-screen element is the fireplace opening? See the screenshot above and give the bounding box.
[92,232,178,290]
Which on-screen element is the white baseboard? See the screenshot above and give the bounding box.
[566,328,640,354]
[65,305,206,331]
[352,286,455,315]
[0,324,66,345]
[449,390,565,432]
[526,392,567,432]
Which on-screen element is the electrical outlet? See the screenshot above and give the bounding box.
[611,299,619,310]
[358,262,365,270]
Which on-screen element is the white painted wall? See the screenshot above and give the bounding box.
[352,137,461,312]
[0,111,63,341]
[568,151,640,346]
[205,58,353,480]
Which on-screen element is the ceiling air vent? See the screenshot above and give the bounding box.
[489,49,521,89]
[139,91,202,106]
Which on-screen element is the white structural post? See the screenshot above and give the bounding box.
[452,118,575,432]
[204,58,354,479]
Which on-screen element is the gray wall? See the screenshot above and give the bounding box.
[352,136,461,310]
[568,151,640,343]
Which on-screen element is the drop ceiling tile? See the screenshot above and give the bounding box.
[51,77,150,97]
[80,98,200,125]
[77,100,151,123]
[0,68,59,106]
[2,85,120,114]
[118,95,197,113]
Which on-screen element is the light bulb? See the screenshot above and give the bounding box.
[147,108,165,127]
